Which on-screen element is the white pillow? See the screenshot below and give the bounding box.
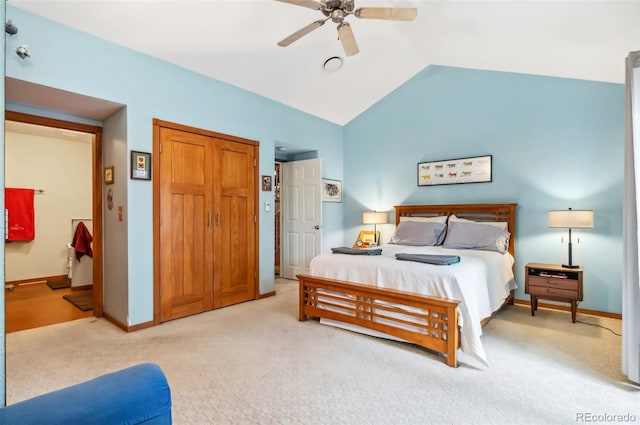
[399,215,447,223]
[449,214,508,231]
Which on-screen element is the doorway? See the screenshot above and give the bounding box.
[4,111,104,332]
[274,162,281,277]
[278,158,323,280]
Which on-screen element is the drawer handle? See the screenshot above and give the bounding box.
[546,288,558,294]
[546,280,558,285]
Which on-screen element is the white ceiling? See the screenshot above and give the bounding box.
[7,0,640,125]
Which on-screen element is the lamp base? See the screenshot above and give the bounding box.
[562,264,580,269]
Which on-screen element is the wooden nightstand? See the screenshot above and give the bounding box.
[524,263,583,323]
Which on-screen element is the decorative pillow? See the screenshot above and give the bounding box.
[389,221,447,246]
[442,221,510,254]
[399,215,447,223]
[449,214,508,231]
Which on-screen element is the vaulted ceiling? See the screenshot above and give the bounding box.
[8,1,640,125]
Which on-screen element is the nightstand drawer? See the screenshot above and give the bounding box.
[527,285,578,300]
[527,275,578,291]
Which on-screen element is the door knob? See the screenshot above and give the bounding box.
[314,225,321,230]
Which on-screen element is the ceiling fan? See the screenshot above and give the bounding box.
[276,0,418,57]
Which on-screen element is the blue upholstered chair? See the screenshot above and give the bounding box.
[0,363,172,425]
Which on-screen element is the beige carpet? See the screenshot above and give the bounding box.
[5,279,639,424]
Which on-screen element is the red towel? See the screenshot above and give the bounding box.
[72,222,93,260]
[5,188,35,241]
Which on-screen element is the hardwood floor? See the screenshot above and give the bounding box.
[5,282,94,333]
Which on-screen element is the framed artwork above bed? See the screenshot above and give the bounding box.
[418,155,492,186]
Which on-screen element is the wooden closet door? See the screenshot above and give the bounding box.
[213,138,257,308]
[159,128,214,321]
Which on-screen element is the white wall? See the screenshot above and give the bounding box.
[5,123,92,281]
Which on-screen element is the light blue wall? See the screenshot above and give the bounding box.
[3,7,624,320]
[4,5,343,324]
[344,65,624,314]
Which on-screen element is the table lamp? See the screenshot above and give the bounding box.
[362,211,388,245]
[548,208,593,268]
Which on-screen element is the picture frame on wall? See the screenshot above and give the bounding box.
[418,155,492,186]
[322,179,342,203]
[131,151,152,180]
[262,175,272,191]
[104,166,114,185]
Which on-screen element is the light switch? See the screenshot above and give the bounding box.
[265,201,271,212]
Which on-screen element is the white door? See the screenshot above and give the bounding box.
[281,158,322,279]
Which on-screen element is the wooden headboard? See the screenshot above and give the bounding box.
[394,203,518,257]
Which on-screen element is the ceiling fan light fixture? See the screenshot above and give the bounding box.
[322,56,344,72]
[276,0,417,56]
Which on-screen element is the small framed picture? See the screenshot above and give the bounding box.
[131,151,151,180]
[262,175,272,191]
[104,166,114,185]
[322,179,342,203]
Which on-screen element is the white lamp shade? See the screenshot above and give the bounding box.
[548,210,594,228]
[363,211,388,225]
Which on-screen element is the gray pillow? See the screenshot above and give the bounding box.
[389,221,447,246]
[442,221,510,254]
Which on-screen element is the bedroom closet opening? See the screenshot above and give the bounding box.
[4,112,103,333]
[155,120,259,322]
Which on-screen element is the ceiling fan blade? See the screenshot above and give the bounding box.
[354,7,418,21]
[274,0,323,10]
[337,22,359,57]
[277,20,326,47]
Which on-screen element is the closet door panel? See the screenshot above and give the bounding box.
[213,140,256,308]
[159,128,214,321]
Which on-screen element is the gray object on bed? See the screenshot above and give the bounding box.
[395,253,461,265]
[331,247,382,255]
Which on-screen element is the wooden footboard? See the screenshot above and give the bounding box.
[297,274,461,367]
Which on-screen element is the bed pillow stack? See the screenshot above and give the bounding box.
[389,214,510,253]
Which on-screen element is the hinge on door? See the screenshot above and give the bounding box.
[253,159,256,167]
[254,215,257,223]
[159,143,162,153]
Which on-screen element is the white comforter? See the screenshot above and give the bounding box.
[309,244,517,366]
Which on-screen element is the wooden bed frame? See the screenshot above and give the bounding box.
[297,203,517,367]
